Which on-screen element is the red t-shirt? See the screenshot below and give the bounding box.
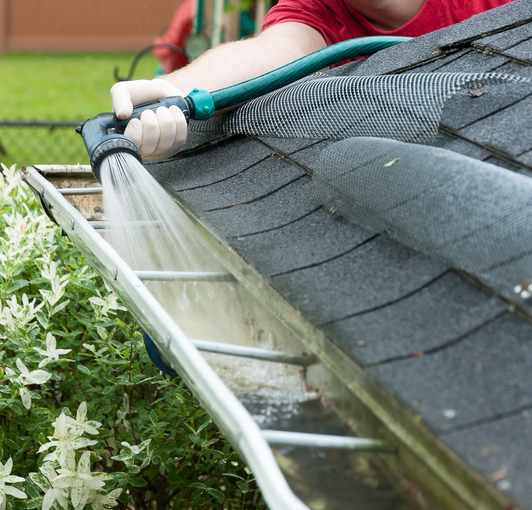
[262,0,516,45]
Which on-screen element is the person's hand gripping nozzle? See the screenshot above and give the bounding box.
[76,95,196,184]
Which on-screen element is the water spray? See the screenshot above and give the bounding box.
[76,36,410,182]
[76,35,411,375]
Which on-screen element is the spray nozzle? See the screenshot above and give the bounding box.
[77,95,192,183]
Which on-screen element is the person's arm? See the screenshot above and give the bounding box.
[157,22,326,94]
[110,22,326,161]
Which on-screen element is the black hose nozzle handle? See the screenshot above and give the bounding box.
[76,95,191,183]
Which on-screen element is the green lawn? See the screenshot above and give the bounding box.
[0,52,160,119]
[0,52,160,166]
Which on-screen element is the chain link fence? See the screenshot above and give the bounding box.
[0,120,90,168]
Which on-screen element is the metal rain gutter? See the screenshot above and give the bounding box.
[23,166,310,510]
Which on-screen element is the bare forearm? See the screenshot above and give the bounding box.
[109,22,326,160]
[159,22,327,95]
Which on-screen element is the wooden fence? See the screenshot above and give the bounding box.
[0,0,183,52]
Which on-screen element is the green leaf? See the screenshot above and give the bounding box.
[118,492,131,504]
[206,488,225,500]
[4,438,19,450]
[127,476,148,488]
[146,463,159,479]
[29,278,48,285]
[35,312,47,329]
[51,299,70,315]
[102,384,116,394]
[113,319,128,329]
[140,456,151,469]
[25,485,40,499]
[47,330,68,337]
[8,400,25,416]
[31,407,52,415]
[126,465,141,474]
[90,451,102,462]
[24,497,43,510]
[196,419,212,435]
[183,422,196,434]
[111,452,133,462]
[77,365,91,375]
[188,435,202,446]
[7,279,28,294]
[70,312,93,329]
[188,482,207,490]
[111,472,127,484]
[236,481,251,494]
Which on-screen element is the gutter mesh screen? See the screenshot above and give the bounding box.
[312,137,532,291]
[191,72,527,144]
[190,71,532,293]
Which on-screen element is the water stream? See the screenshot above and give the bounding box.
[98,152,423,509]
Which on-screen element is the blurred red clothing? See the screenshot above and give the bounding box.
[153,0,193,73]
[262,0,516,45]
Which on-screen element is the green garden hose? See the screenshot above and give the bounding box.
[188,36,411,118]
[77,35,411,181]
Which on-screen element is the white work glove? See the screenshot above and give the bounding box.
[110,79,188,161]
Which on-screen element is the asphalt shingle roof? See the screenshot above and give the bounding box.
[147,1,532,505]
